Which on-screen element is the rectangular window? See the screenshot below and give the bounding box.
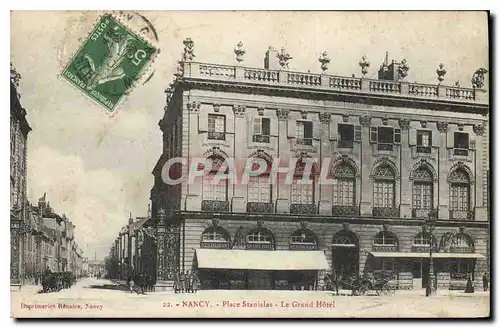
[454,132,469,156]
[417,130,432,153]
[248,176,271,202]
[252,117,271,143]
[296,121,313,145]
[412,182,433,209]
[374,180,395,207]
[450,183,469,211]
[291,180,314,204]
[338,124,354,148]
[332,178,355,206]
[208,114,226,140]
[203,175,227,201]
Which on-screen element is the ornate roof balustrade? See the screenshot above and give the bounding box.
[179,61,488,105]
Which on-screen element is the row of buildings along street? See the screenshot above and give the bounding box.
[10,64,88,288]
[105,39,490,293]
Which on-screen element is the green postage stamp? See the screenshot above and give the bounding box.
[62,14,158,112]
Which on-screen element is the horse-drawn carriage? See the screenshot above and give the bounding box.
[41,271,76,293]
[324,271,397,296]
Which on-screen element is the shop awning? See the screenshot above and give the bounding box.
[369,252,485,259]
[195,249,330,271]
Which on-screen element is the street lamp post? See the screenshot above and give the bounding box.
[423,209,438,296]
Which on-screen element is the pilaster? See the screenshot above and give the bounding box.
[359,115,372,216]
[399,118,411,218]
[437,122,450,220]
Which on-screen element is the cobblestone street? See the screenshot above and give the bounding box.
[11,278,490,318]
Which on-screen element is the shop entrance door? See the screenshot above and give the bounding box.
[412,260,422,289]
[247,271,272,290]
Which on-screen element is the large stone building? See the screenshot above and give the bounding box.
[148,40,489,291]
[10,64,32,287]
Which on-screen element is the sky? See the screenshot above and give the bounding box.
[10,11,488,261]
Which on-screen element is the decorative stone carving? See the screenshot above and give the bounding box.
[398,59,409,80]
[300,220,309,230]
[398,118,410,130]
[436,63,447,83]
[471,68,488,89]
[319,112,331,124]
[234,41,245,63]
[421,121,428,128]
[342,114,349,123]
[212,218,220,227]
[473,124,485,136]
[257,107,265,116]
[359,116,372,127]
[213,103,221,112]
[300,110,308,119]
[173,62,184,80]
[187,101,201,112]
[341,222,350,231]
[457,123,464,131]
[182,38,195,61]
[276,108,289,120]
[382,116,389,125]
[277,48,292,69]
[359,55,370,77]
[382,224,389,231]
[436,122,449,133]
[318,51,331,72]
[257,220,265,229]
[233,105,246,117]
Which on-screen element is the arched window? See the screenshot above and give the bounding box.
[373,231,398,246]
[246,228,275,250]
[291,159,315,204]
[413,232,436,247]
[202,156,228,201]
[201,226,230,243]
[332,163,356,207]
[247,158,272,203]
[449,168,471,218]
[412,166,434,216]
[373,164,396,208]
[289,229,318,250]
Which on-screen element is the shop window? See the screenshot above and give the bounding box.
[289,229,318,250]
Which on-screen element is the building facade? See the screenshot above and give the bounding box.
[149,40,489,291]
[10,64,32,287]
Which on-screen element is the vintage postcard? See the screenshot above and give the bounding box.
[10,11,490,318]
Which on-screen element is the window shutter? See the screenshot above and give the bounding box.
[270,117,278,137]
[247,117,253,145]
[354,125,362,142]
[329,122,337,141]
[287,119,297,138]
[198,111,208,132]
[469,135,476,150]
[409,129,417,146]
[253,117,262,135]
[313,120,322,140]
[394,128,401,144]
[431,131,439,147]
[464,133,470,149]
[370,127,378,143]
[446,130,454,148]
[226,114,234,134]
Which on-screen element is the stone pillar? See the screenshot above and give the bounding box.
[276,109,290,213]
[437,122,450,220]
[318,112,332,215]
[232,105,247,212]
[359,116,373,216]
[10,228,22,286]
[155,209,167,283]
[398,119,412,218]
[473,123,487,221]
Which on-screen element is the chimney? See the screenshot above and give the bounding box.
[264,46,279,70]
[378,52,401,81]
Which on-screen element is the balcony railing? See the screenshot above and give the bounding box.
[416,146,432,154]
[252,134,270,143]
[332,205,359,216]
[412,208,432,219]
[377,143,394,151]
[181,61,488,105]
[201,200,229,212]
[373,207,399,218]
[290,203,317,215]
[449,210,474,220]
[296,138,313,146]
[453,148,469,156]
[208,131,225,140]
[247,202,274,213]
[338,139,354,149]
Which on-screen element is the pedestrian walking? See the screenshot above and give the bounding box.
[483,273,489,291]
[185,270,192,293]
[190,271,199,293]
[179,271,185,293]
[128,277,135,293]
